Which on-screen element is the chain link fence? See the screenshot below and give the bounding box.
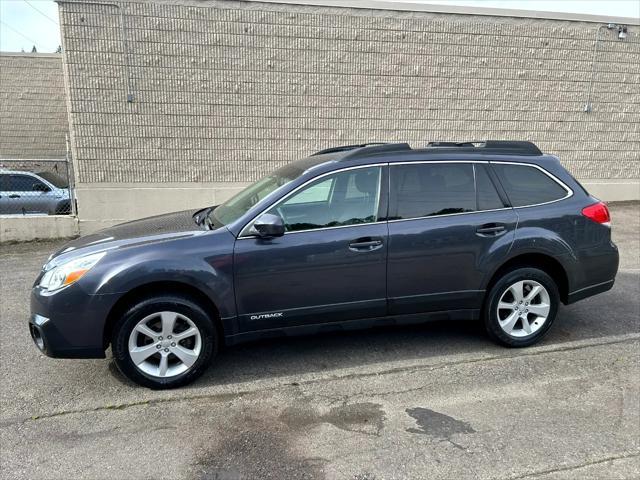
[0,159,75,216]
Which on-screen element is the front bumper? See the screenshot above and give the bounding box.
[29,284,119,359]
[29,313,104,358]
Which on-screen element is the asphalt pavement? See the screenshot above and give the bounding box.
[1,202,638,480]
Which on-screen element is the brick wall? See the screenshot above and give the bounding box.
[0,54,68,160]
[58,0,639,185]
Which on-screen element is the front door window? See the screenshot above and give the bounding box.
[266,166,382,232]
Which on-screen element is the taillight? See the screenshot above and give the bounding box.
[582,202,611,226]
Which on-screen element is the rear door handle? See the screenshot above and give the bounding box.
[476,224,506,236]
[8,194,20,199]
[349,237,384,252]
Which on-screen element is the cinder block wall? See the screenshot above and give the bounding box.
[0,53,69,160]
[57,0,640,232]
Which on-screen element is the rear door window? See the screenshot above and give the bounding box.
[390,163,476,219]
[492,164,568,207]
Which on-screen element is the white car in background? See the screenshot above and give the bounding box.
[0,170,71,215]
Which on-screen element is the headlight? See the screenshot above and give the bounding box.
[39,252,106,292]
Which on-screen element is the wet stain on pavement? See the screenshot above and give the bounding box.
[191,412,326,480]
[280,402,385,436]
[406,407,475,441]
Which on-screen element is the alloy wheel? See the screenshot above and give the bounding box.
[127,311,202,378]
[496,280,551,338]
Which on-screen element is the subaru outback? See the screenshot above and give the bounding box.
[29,141,619,388]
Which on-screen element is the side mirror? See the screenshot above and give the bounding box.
[251,213,285,238]
[33,183,51,193]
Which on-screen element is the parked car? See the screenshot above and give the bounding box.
[0,169,71,215]
[29,141,619,389]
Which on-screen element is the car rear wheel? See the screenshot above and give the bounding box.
[54,200,71,215]
[484,267,559,347]
[111,295,217,389]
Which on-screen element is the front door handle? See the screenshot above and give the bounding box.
[349,237,384,252]
[8,194,20,199]
[476,224,506,236]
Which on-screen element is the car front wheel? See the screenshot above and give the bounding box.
[484,267,559,347]
[111,295,217,389]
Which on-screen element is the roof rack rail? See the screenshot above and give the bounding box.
[311,143,388,156]
[341,142,412,160]
[426,140,542,156]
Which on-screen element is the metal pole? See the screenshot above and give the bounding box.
[584,24,615,113]
[65,133,77,216]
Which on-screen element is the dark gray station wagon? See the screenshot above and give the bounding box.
[30,141,619,388]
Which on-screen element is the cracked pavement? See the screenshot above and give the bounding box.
[1,203,639,479]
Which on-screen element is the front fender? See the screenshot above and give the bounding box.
[85,231,237,321]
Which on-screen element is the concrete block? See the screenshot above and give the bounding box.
[0,215,79,243]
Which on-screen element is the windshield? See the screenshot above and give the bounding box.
[212,163,306,226]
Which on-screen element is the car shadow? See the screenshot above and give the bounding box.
[192,271,639,389]
[104,271,638,390]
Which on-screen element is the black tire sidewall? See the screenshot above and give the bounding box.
[484,268,559,347]
[54,200,71,215]
[111,295,217,389]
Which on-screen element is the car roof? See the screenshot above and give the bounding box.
[0,169,39,176]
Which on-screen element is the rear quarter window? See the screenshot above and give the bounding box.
[492,164,569,207]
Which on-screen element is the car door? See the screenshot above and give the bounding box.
[233,165,389,332]
[4,174,52,214]
[0,174,12,214]
[387,161,517,315]
[1,174,29,214]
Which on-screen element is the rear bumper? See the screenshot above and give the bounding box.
[567,278,616,304]
[566,239,619,304]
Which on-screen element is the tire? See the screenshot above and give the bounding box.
[54,200,71,215]
[111,294,218,389]
[483,267,559,348]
